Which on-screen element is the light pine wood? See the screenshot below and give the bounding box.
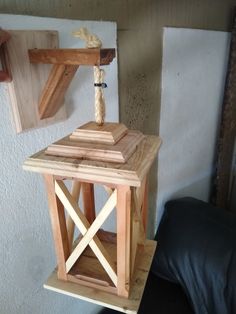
[68,231,117,294]
[67,180,81,251]
[29,48,115,65]
[44,240,157,314]
[70,121,128,144]
[43,174,70,280]
[131,218,139,276]
[82,182,96,224]
[66,190,117,274]
[23,136,162,187]
[116,185,131,298]
[38,64,78,119]
[46,130,145,163]
[141,179,149,235]
[103,185,114,196]
[5,30,67,133]
[130,176,147,275]
[55,180,118,286]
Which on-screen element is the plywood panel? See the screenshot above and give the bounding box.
[6,30,67,133]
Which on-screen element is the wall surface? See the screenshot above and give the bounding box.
[0,14,118,314]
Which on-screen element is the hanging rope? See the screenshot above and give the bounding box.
[72,27,106,125]
[94,66,106,125]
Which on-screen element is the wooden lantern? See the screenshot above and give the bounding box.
[23,121,161,313]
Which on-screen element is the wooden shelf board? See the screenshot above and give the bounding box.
[29,48,116,66]
[44,240,157,314]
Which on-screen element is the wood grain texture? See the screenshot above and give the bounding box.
[0,29,11,82]
[29,48,115,65]
[67,180,81,251]
[46,130,145,163]
[68,239,117,294]
[43,174,70,280]
[55,180,118,286]
[5,30,67,132]
[44,240,157,314]
[71,121,128,144]
[23,135,161,187]
[214,10,236,209]
[66,189,116,273]
[82,182,96,224]
[38,64,78,119]
[116,185,131,298]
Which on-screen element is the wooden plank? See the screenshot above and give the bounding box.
[46,131,145,163]
[213,11,236,209]
[116,185,131,298]
[0,29,12,82]
[44,240,157,314]
[131,218,139,276]
[29,48,115,65]
[55,180,118,286]
[82,182,96,224]
[66,190,116,270]
[67,180,81,251]
[23,136,162,187]
[5,30,67,133]
[43,174,70,280]
[38,64,78,119]
[71,121,128,144]
[141,179,148,235]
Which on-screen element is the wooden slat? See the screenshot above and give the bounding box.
[23,136,162,187]
[116,185,131,298]
[43,174,70,280]
[46,130,145,163]
[141,179,148,235]
[67,180,81,251]
[55,180,117,286]
[66,190,116,272]
[29,48,115,65]
[38,64,78,119]
[0,29,11,82]
[44,240,157,314]
[213,11,236,209]
[5,30,67,133]
[68,239,117,293]
[82,182,96,224]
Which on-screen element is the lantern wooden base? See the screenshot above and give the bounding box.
[44,240,156,314]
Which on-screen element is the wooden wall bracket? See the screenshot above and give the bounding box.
[28,48,116,119]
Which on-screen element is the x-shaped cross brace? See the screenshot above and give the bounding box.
[55,180,118,286]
